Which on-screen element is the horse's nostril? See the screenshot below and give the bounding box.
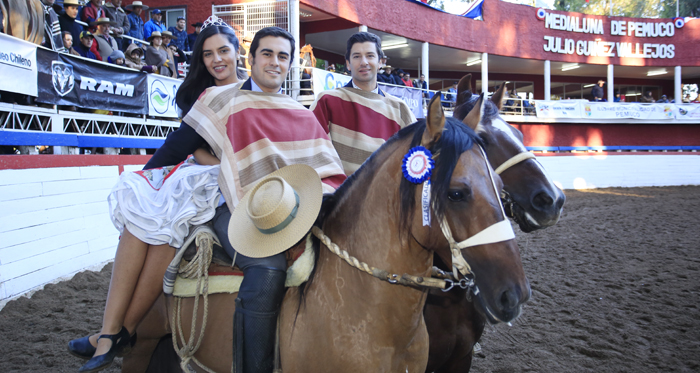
[499,288,519,312]
[532,191,555,210]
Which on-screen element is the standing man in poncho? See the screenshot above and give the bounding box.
[311,32,416,176]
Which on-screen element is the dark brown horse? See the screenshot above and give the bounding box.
[424,75,565,373]
[124,95,531,372]
[0,0,44,44]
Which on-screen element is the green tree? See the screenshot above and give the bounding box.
[556,0,700,18]
[552,0,692,18]
[660,0,700,17]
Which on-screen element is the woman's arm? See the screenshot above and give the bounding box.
[193,148,220,165]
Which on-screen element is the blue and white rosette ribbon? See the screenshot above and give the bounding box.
[402,146,435,226]
[402,146,434,184]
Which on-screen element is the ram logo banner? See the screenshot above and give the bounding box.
[37,48,148,113]
[51,61,74,97]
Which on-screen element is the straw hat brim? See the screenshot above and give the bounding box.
[125,3,149,10]
[228,164,323,258]
[147,32,162,41]
[91,19,117,26]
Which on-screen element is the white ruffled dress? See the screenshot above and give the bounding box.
[108,157,222,248]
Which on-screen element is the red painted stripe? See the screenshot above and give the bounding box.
[512,123,700,148]
[532,151,700,157]
[0,155,153,171]
[226,108,331,151]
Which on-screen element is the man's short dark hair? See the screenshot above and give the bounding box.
[345,32,384,61]
[249,26,295,66]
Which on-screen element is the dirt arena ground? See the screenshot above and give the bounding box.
[1,186,699,373]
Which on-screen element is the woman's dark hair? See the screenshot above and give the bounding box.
[249,26,295,66]
[176,25,240,117]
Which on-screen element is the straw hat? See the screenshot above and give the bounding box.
[63,0,83,6]
[125,1,149,10]
[228,164,322,258]
[147,31,162,41]
[91,17,117,26]
[161,30,177,40]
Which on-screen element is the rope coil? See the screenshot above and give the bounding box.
[171,231,218,373]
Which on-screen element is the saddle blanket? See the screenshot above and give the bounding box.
[172,234,315,297]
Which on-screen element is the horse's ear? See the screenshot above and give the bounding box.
[456,74,473,106]
[423,94,445,147]
[463,93,484,131]
[491,82,506,110]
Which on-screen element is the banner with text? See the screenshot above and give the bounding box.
[312,68,425,118]
[380,84,425,119]
[674,104,700,120]
[0,33,38,96]
[535,100,583,118]
[534,101,693,120]
[147,74,182,118]
[36,48,148,113]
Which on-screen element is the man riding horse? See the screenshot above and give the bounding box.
[311,31,416,176]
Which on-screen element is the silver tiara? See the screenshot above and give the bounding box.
[201,15,232,31]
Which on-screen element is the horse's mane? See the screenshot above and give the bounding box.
[296,118,482,317]
[453,92,501,131]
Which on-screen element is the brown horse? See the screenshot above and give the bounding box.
[424,75,565,373]
[124,95,531,372]
[0,0,44,44]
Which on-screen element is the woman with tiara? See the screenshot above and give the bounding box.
[68,16,243,372]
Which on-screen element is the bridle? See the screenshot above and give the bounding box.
[494,150,537,218]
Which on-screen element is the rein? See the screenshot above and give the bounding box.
[312,147,516,293]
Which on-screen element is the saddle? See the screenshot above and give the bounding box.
[163,224,314,297]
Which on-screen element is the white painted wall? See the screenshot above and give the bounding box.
[0,164,145,308]
[0,154,698,307]
[538,154,700,190]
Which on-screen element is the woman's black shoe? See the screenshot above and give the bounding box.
[78,327,130,373]
[69,332,137,360]
[68,335,96,360]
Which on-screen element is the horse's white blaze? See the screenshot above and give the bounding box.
[492,118,527,153]
[493,117,560,192]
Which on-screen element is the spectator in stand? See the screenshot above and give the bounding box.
[41,0,66,52]
[327,63,336,72]
[614,90,623,102]
[81,0,105,33]
[73,31,99,60]
[124,42,154,72]
[108,50,126,66]
[125,1,148,46]
[168,16,189,52]
[160,31,180,78]
[378,65,394,84]
[656,94,670,103]
[144,8,166,40]
[102,0,130,51]
[63,31,80,56]
[394,69,406,86]
[640,91,654,103]
[443,81,457,107]
[415,74,428,98]
[402,72,413,87]
[92,17,118,62]
[590,79,605,101]
[59,0,84,46]
[188,22,202,53]
[145,31,175,77]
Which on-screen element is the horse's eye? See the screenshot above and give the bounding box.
[447,190,467,202]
